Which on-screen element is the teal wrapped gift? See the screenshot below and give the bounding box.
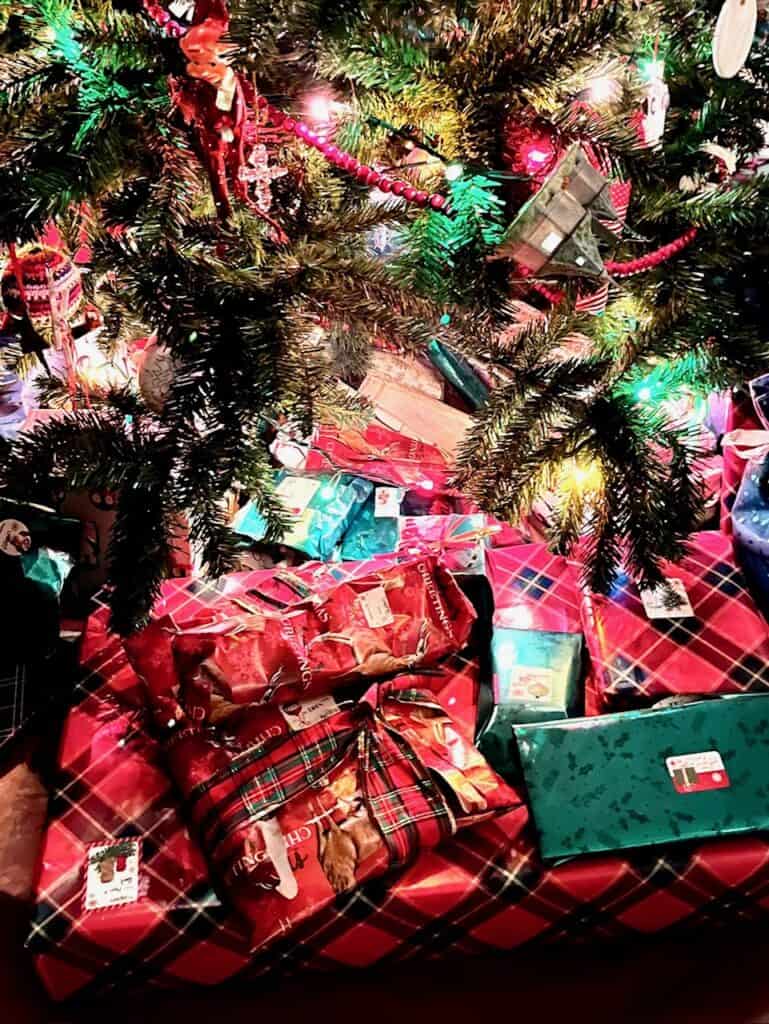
[233,473,373,561]
[515,694,769,861]
[339,492,399,560]
[477,628,582,778]
[21,547,73,598]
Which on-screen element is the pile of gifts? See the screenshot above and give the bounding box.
[24,373,769,999]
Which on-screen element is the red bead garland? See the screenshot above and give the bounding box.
[604,227,698,277]
[254,96,448,212]
[142,5,450,212]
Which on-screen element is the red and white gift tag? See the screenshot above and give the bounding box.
[666,751,731,794]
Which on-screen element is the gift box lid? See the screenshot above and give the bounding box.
[515,694,769,861]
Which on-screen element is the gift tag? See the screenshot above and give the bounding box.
[374,486,401,518]
[666,751,731,793]
[275,475,321,515]
[451,541,485,574]
[84,839,141,911]
[499,666,555,703]
[280,694,341,731]
[713,0,758,78]
[168,0,195,18]
[640,579,695,619]
[0,518,31,556]
[358,586,394,628]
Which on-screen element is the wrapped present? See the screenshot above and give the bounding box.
[125,557,476,717]
[725,387,763,434]
[732,453,769,621]
[484,544,583,633]
[358,374,472,458]
[720,430,769,534]
[167,684,521,952]
[233,473,372,561]
[515,694,769,860]
[427,340,489,410]
[20,546,73,598]
[397,514,493,574]
[368,349,444,400]
[275,422,454,494]
[488,629,582,725]
[478,546,584,776]
[581,531,769,711]
[27,682,253,999]
[339,490,400,561]
[485,515,528,548]
[30,571,769,1000]
[749,373,769,429]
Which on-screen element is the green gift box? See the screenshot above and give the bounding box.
[515,694,769,861]
[477,628,582,779]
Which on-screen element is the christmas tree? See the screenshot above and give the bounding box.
[2,0,769,632]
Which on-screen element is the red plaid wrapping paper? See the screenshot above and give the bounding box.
[581,531,769,711]
[485,545,582,633]
[29,569,769,998]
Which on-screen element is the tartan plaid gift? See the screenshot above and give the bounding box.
[581,531,769,711]
[163,683,520,951]
[485,545,582,634]
[29,570,769,1000]
[28,682,254,1000]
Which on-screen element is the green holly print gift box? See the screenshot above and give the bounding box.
[514,694,769,861]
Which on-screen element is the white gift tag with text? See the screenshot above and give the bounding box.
[374,487,401,518]
[280,695,341,731]
[358,586,394,628]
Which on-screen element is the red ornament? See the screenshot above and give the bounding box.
[502,114,562,190]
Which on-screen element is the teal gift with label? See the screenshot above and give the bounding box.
[477,627,582,778]
[515,694,769,861]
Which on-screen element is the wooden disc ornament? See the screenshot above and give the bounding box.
[713,0,758,78]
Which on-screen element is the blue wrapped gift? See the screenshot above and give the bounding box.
[339,491,399,560]
[733,454,769,621]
